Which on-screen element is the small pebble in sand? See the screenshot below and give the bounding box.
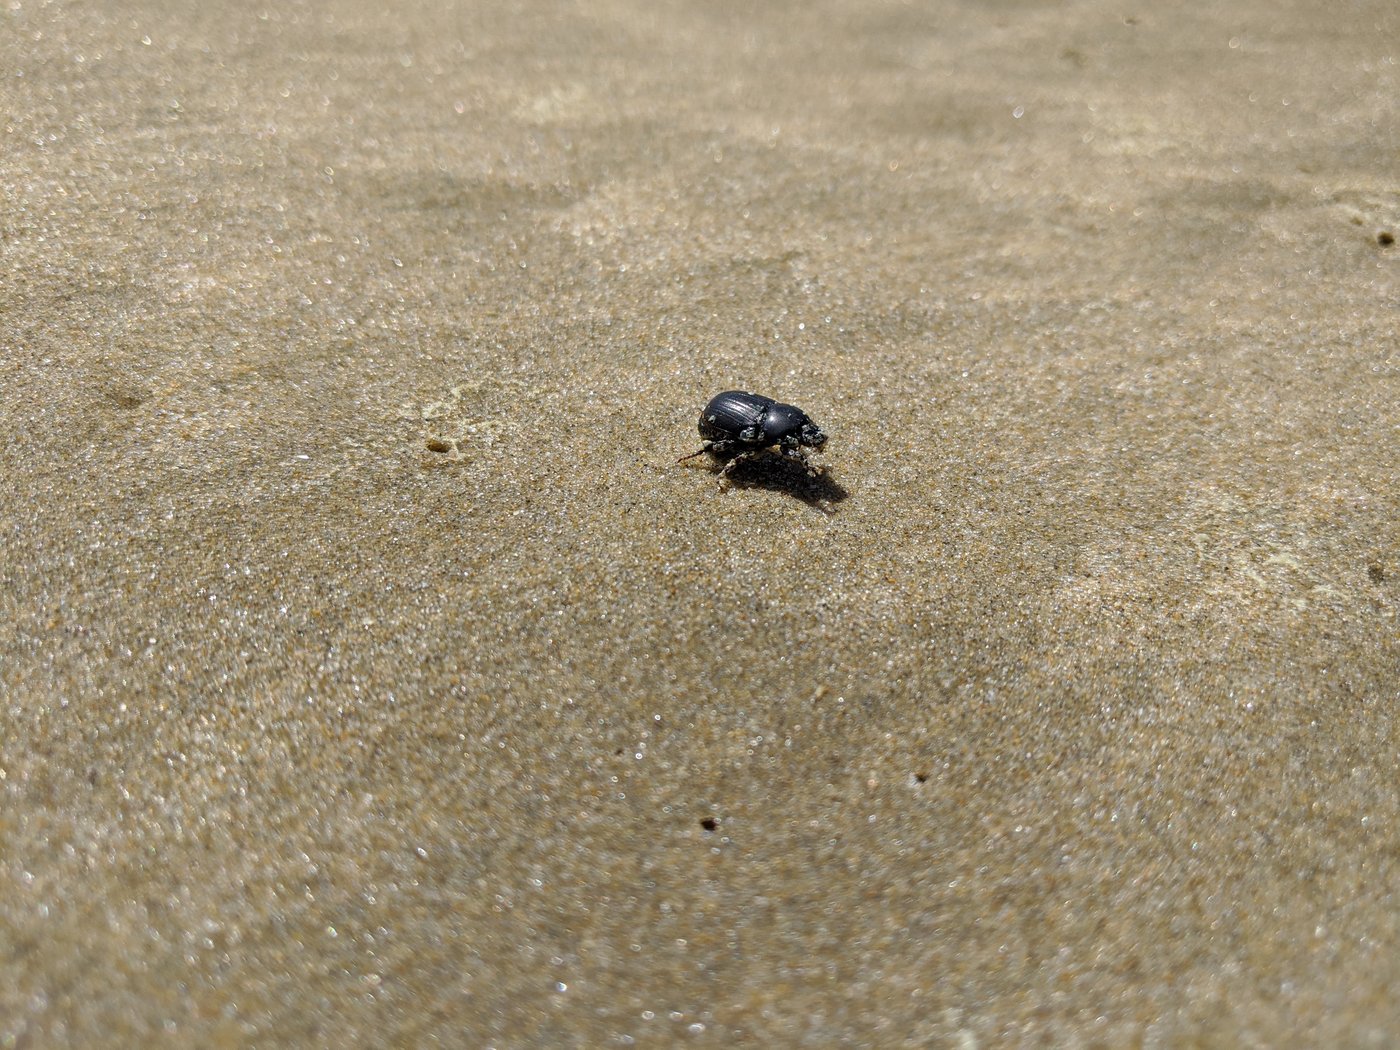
[1377,230,1395,247]
[425,438,453,453]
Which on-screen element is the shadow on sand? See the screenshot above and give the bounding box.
[702,454,850,515]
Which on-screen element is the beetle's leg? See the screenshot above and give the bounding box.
[677,440,722,464]
[717,450,760,488]
[719,450,758,476]
[778,442,821,476]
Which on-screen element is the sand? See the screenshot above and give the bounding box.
[2,0,1398,1045]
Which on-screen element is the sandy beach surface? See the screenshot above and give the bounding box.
[3,0,1398,1045]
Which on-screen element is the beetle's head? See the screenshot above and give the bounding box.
[765,402,828,450]
[762,403,812,446]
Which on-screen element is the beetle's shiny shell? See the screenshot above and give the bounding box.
[698,390,774,443]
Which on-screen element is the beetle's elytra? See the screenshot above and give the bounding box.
[678,390,828,482]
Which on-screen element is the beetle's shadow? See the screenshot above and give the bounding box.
[712,454,850,514]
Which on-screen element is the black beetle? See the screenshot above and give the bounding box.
[678,390,828,481]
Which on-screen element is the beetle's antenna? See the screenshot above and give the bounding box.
[676,449,709,463]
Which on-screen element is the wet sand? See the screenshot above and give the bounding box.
[2,0,1398,1044]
